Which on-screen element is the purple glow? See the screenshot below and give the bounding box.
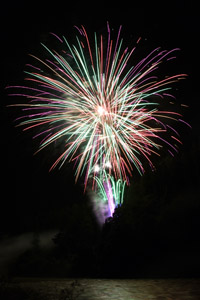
[103,179,115,217]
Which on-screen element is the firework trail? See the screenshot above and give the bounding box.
[96,171,125,216]
[8,23,189,222]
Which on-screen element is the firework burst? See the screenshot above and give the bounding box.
[8,23,187,195]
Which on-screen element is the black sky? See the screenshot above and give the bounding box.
[0,0,199,234]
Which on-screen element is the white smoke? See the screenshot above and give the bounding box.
[87,189,110,226]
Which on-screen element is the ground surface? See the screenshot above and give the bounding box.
[14,277,200,300]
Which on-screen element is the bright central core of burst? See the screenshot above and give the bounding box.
[97,105,108,117]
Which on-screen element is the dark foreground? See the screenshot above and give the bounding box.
[2,277,200,300]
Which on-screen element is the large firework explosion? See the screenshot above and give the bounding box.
[8,23,189,224]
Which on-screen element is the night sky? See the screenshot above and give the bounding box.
[0,0,199,236]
